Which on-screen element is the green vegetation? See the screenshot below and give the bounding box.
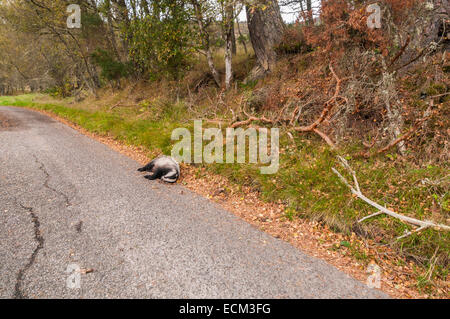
[126,0,194,79]
[91,49,131,83]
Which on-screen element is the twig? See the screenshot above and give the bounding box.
[358,211,383,223]
[313,128,336,149]
[332,156,450,238]
[359,116,430,158]
[292,65,348,148]
[396,225,429,241]
[110,101,122,110]
[294,64,343,132]
[229,64,346,149]
[387,36,411,70]
[429,92,450,99]
[425,246,440,281]
[375,117,429,154]
[230,115,275,128]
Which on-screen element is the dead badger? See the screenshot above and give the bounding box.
[137,156,180,183]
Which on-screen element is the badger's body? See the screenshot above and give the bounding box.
[138,156,180,183]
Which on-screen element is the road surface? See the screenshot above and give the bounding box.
[0,106,387,298]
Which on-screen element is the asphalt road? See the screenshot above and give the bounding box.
[0,106,388,299]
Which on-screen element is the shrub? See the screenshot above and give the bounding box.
[91,49,131,82]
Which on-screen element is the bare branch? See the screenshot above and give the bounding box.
[358,211,383,223]
[333,157,450,234]
[396,225,430,241]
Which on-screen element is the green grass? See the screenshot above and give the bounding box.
[0,94,39,106]
[0,94,183,156]
[1,93,448,280]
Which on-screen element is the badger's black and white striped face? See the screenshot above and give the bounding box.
[137,156,180,183]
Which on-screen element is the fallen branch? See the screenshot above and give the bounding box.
[294,65,343,131]
[358,211,383,223]
[332,156,450,239]
[377,117,429,154]
[292,64,347,147]
[359,116,430,158]
[229,95,276,128]
[387,36,411,70]
[290,100,312,125]
[396,225,429,241]
[313,128,337,149]
[109,100,122,110]
[204,119,229,125]
[229,64,346,149]
[429,92,450,99]
[230,114,275,128]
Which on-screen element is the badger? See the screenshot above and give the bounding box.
[137,156,180,183]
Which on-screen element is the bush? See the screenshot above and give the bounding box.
[91,49,131,82]
[44,82,73,98]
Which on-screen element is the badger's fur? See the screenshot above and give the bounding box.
[138,156,180,183]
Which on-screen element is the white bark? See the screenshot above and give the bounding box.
[224,3,234,90]
[225,39,233,89]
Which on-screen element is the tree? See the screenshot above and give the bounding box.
[246,0,285,80]
[222,0,235,89]
[0,0,109,96]
[191,0,221,87]
[126,0,193,79]
[279,0,321,24]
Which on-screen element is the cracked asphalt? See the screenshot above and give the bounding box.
[0,106,388,299]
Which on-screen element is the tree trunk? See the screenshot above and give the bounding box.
[231,21,237,55]
[246,0,285,79]
[306,0,313,25]
[141,0,150,16]
[225,25,234,89]
[112,0,130,53]
[224,2,234,89]
[105,0,122,62]
[192,0,221,87]
[153,0,161,20]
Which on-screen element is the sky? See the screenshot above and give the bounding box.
[237,11,298,24]
[237,1,321,24]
